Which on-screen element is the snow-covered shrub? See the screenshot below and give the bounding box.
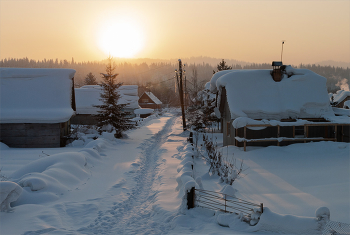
[202,134,245,185]
[0,181,22,212]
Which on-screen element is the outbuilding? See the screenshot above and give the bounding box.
[212,64,350,150]
[138,91,162,109]
[0,68,76,148]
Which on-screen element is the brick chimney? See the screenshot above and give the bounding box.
[271,61,283,82]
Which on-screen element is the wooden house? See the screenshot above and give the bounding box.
[0,68,76,148]
[331,90,350,108]
[71,85,140,125]
[138,92,162,109]
[212,63,350,150]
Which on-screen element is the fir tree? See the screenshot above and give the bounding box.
[217,59,232,71]
[84,72,98,85]
[94,56,132,138]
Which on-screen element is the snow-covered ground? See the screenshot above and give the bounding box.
[0,110,349,234]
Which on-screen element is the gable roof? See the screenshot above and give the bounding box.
[332,90,350,103]
[214,66,334,120]
[0,68,76,123]
[141,92,162,105]
[75,85,140,115]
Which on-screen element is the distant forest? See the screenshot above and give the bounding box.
[1,57,349,106]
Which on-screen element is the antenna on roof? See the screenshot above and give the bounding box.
[281,40,285,63]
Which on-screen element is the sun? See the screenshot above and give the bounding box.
[97,20,144,58]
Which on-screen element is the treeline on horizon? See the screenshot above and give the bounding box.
[1,57,349,105]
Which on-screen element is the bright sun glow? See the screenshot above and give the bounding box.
[98,20,144,58]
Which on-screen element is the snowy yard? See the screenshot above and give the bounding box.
[0,110,349,234]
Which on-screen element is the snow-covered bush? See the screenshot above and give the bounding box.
[202,134,244,185]
[0,181,22,212]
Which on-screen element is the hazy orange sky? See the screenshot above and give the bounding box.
[1,0,349,65]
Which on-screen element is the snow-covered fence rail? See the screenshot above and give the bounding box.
[322,220,350,235]
[189,188,262,220]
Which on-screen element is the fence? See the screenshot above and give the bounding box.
[188,188,262,220]
[322,220,350,235]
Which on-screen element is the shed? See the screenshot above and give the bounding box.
[138,91,162,109]
[71,85,140,125]
[0,68,76,148]
[212,65,350,150]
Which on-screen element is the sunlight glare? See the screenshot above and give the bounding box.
[98,19,144,58]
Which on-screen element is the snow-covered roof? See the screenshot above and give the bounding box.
[215,66,334,120]
[142,92,162,105]
[0,68,76,123]
[331,90,350,103]
[75,85,140,115]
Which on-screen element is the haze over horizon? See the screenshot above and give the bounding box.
[1,1,349,66]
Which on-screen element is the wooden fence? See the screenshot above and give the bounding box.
[188,188,262,219]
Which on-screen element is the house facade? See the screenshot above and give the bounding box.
[138,92,162,109]
[212,63,350,150]
[0,68,76,148]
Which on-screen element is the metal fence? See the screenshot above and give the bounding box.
[322,220,350,235]
[192,188,262,218]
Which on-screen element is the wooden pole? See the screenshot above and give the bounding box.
[277,125,280,146]
[177,59,186,130]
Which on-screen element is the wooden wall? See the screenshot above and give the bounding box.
[0,123,64,148]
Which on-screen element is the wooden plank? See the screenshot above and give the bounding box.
[277,126,280,146]
[244,126,246,151]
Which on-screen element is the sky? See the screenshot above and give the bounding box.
[0,0,349,65]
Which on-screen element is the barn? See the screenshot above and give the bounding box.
[71,85,140,125]
[211,63,350,150]
[138,91,162,110]
[0,68,76,148]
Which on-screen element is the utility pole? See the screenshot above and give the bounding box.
[176,59,186,130]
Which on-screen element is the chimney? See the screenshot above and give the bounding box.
[271,61,283,82]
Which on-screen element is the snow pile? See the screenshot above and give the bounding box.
[0,142,10,150]
[0,68,76,123]
[214,66,334,120]
[247,207,325,234]
[2,138,113,207]
[75,85,140,114]
[0,181,22,212]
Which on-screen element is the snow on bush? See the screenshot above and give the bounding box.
[315,207,330,220]
[0,181,22,212]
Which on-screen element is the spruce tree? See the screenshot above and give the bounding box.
[217,59,232,71]
[94,56,132,138]
[84,72,98,85]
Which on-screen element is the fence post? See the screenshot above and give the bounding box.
[260,203,264,213]
[224,194,227,213]
[187,187,195,209]
[188,132,193,144]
